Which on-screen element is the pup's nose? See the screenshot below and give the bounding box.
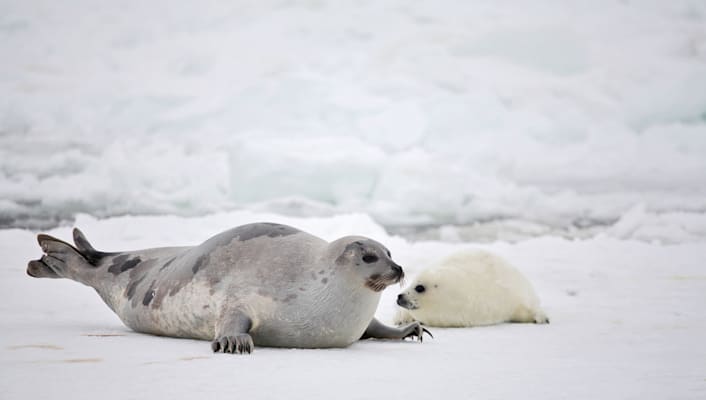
[397,294,404,301]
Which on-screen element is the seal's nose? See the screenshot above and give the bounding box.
[391,263,404,281]
[391,264,402,274]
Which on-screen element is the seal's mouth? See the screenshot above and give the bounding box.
[396,294,417,310]
[365,266,404,292]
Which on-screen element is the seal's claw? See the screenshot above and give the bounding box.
[219,337,229,353]
[228,337,238,353]
[212,333,254,355]
[422,327,433,339]
[399,321,433,343]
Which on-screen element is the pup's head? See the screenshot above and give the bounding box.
[396,271,443,311]
[396,266,469,317]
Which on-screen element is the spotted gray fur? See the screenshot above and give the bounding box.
[108,254,142,275]
[27,224,430,354]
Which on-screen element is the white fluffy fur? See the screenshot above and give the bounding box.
[394,250,548,327]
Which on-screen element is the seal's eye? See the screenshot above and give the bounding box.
[362,254,378,264]
[414,285,426,293]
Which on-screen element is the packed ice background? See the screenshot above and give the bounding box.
[1,211,704,400]
[2,0,706,243]
[1,1,706,399]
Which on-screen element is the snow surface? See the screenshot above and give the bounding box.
[1,212,705,399]
[2,0,706,240]
[2,1,706,397]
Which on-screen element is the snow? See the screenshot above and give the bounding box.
[2,0,706,240]
[1,212,705,399]
[2,0,706,397]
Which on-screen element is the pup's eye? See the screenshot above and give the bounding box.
[362,254,378,264]
[414,285,426,293]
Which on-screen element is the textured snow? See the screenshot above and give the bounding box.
[1,212,705,399]
[2,1,705,396]
[2,0,706,241]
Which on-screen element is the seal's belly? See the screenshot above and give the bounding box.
[250,299,378,348]
[251,318,369,348]
[120,285,375,347]
[117,278,220,340]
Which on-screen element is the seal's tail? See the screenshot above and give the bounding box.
[27,228,110,281]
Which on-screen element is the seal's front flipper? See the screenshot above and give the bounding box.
[211,333,253,354]
[361,318,433,342]
[361,318,434,342]
[212,311,254,354]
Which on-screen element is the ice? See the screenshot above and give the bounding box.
[1,212,705,399]
[604,203,706,244]
[2,0,706,242]
[2,3,705,396]
[228,136,385,206]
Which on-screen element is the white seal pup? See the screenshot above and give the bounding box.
[27,223,430,354]
[394,250,548,327]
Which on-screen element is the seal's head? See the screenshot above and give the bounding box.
[330,237,404,292]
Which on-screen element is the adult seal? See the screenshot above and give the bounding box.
[27,222,430,354]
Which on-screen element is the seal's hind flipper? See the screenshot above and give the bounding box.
[27,233,91,280]
[27,231,108,282]
[37,233,81,260]
[26,259,61,278]
[72,228,113,265]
